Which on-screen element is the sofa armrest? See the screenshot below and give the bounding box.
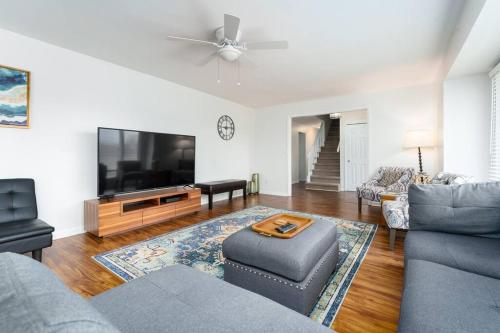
[408,183,500,237]
[364,178,381,187]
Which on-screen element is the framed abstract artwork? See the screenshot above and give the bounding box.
[0,65,30,128]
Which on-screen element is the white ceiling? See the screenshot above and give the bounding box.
[448,0,500,78]
[0,0,465,108]
[292,116,324,131]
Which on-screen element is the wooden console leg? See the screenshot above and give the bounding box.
[229,190,233,201]
[32,249,42,262]
[208,192,213,210]
[358,196,362,212]
[243,187,247,200]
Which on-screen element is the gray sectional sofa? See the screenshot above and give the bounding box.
[399,182,500,332]
[0,252,332,333]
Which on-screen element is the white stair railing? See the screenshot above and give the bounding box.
[307,120,326,182]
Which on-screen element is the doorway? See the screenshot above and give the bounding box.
[344,123,368,191]
[289,109,369,195]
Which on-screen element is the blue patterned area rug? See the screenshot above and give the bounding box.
[93,206,377,327]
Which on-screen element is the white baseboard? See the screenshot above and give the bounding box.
[259,190,290,196]
[200,192,244,205]
[53,226,85,240]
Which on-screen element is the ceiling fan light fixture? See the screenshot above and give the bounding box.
[218,46,241,62]
[167,14,288,84]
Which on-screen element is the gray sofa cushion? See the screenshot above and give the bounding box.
[91,264,331,333]
[399,259,500,333]
[0,253,120,333]
[408,182,500,237]
[222,220,337,282]
[405,231,500,280]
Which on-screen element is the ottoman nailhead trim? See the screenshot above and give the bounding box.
[303,248,336,289]
[226,261,302,288]
[226,246,337,291]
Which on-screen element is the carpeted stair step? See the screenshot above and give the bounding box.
[305,182,339,191]
[320,147,339,154]
[313,168,340,175]
[318,152,340,159]
[315,161,341,167]
[316,160,340,166]
[313,169,339,177]
[310,175,340,184]
[315,161,340,169]
[316,155,340,164]
[313,167,340,176]
[317,155,340,162]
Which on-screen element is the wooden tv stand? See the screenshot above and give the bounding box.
[84,188,201,237]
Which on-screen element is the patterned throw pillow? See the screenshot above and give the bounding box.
[431,172,475,185]
[430,172,449,184]
[378,171,403,187]
[449,175,475,184]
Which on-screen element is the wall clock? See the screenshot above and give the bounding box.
[217,115,235,140]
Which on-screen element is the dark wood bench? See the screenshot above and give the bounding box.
[195,179,247,209]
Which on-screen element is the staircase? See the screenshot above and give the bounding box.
[306,119,340,191]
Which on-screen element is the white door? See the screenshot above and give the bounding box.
[344,123,368,191]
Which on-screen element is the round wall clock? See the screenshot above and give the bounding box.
[217,115,235,140]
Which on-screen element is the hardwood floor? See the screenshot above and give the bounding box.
[44,183,404,333]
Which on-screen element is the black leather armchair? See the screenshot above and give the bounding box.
[0,179,54,261]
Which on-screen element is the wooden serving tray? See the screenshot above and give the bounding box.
[251,214,314,239]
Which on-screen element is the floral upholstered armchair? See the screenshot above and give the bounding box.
[356,166,415,211]
[382,172,475,249]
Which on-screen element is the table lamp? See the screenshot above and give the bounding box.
[403,129,434,182]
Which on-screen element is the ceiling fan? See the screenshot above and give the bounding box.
[167,14,288,64]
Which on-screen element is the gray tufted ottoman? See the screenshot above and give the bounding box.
[222,218,339,315]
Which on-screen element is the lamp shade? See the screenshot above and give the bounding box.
[403,129,434,148]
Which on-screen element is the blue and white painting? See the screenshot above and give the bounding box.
[0,65,30,128]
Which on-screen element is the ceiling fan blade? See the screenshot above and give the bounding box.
[239,53,257,68]
[224,14,240,40]
[244,40,289,50]
[196,52,219,66]
[167,36,219,47]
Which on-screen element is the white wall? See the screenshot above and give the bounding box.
[254,84,441,196]
[339,110,368,190]
[443,74,491,180]
[0,29,255,239]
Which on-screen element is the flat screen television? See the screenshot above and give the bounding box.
[98,127,195,197]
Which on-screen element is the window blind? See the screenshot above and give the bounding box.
[490,63,500,180]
